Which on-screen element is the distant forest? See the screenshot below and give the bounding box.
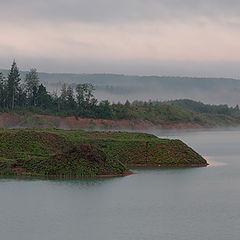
[0,61,240,124]
[167,99,240,116]
[2,65,240,105]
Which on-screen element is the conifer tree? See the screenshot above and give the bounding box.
[7,60,21,110]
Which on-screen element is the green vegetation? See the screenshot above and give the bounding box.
[1,61,239,128]
[167,99,240,116]
[0,129,207,178]
[110,101,240,127]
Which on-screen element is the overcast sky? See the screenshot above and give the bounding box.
[1,0,240,77]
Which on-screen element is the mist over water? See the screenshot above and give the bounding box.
[41,73,240,106]
[1,0,240,237]
[2,68,240,105]
[0,129,240,240]
[94,88,240,105]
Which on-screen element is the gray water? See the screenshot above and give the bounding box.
[0,130,240,240]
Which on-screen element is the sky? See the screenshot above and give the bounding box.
[1,0,240,78]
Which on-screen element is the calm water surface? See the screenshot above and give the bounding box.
[1,130,240,240]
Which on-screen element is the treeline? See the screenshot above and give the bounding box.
[1,61,240,124]
[0,61,109,118]
[167,99,240,116]
[0,61,53,112]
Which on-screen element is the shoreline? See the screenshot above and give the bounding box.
[128,163,209,168]
[0,112,239,130]
[0,129,208,178]
[0,164,211,179]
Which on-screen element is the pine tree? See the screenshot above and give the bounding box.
[7,60,21,110]
[35,84,51,109]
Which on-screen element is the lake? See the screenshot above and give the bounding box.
[0,129,240,240]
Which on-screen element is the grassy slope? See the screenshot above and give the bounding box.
[0,129,207,178]
[55,130,207,167]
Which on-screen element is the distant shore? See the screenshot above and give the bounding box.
[0,112,237,130]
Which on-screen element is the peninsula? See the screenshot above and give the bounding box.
[0,129,208,177]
